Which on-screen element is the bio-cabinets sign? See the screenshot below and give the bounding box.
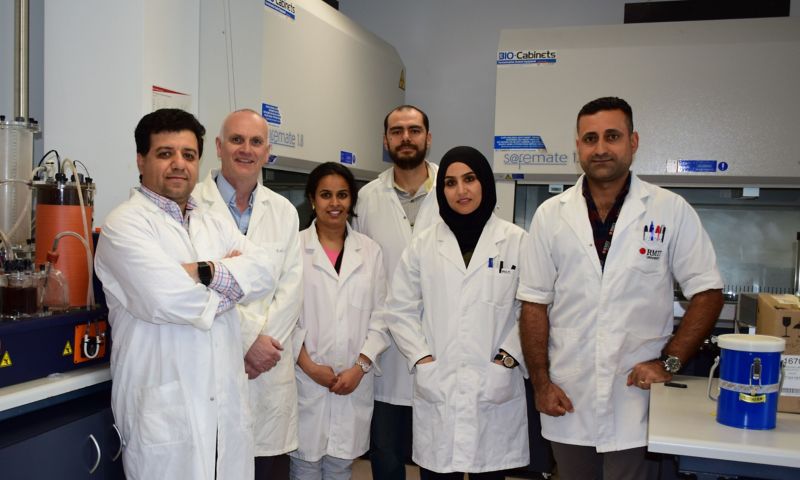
[497,50,557,65]
[265,0,296,20]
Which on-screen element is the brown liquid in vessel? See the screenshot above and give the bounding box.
[0,286,37,315]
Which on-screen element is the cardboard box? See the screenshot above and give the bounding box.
[756,294,800,413]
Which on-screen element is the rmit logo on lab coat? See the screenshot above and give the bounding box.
[639,248,663,260]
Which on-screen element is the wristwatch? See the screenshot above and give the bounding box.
[659,353,682,374]
[356,358,372,373]
[197,261,213,287]
[494,352,518,369]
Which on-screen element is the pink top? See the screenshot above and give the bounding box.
[322,245,341,267]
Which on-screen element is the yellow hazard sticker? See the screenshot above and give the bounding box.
[0,351,11,368]
[739,392,766,404]
[63,341,73,356]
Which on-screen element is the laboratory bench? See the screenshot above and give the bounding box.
[648,375,800,480]
[0,365,124,479]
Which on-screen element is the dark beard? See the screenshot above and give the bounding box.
[390,144,427,170]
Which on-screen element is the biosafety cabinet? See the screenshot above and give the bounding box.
[199,0,406,181]
[43,0,405,225]
[495,17,800,299]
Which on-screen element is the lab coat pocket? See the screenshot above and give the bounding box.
[263,241,286,263]
[630,241,667,277]
[137,380,190,446]
[483,266,517,307]
[252,241,286,298]
[479,362,522,405]
[414,361,444,403]
[616,331,670,375]
[348,278,373,311]
[548,327,584,381]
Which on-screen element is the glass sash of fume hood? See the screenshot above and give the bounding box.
[514,185,800,297]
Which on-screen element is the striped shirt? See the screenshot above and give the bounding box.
[137,185,244,313]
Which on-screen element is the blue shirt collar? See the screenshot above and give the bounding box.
[215,172,256,234]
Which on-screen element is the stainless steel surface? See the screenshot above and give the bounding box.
[14,0,30,120]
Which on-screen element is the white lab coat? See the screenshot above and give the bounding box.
[194,170,303,456]
[517,174,723,452]
[290,223,391,462]
[95,190,279,480]
[385,214,530,473]
[352,163,440,406]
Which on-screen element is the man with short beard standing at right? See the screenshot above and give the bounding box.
[353,105,441,480]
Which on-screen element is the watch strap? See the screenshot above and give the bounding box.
[197,261,213,287]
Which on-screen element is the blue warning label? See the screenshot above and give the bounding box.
[262,103,282,126]
[340,151,356,165]
[494,135,546,150]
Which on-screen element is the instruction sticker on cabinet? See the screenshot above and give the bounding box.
[665,159,730,173]
[782,355,800,396]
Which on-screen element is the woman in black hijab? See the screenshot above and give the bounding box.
[383,146,530,479]
[435,145,498,266]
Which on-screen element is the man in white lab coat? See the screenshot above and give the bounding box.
[352,105,439,480]
[517,97,724,480]
[96,109,280,479]
[193,109,303,479]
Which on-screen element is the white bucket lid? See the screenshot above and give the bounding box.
[718,334,785,353]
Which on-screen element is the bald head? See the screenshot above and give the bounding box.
[219,109,268,138]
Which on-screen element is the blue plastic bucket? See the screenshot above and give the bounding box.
[714,334,785,430]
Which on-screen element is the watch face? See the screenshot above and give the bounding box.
[198,262,213,286]
[664,356,681,373]
[358,360,370,373]
[502,355,516,368]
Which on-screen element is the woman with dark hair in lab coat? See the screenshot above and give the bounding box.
[385,146,530,479]
[289,162,390,480]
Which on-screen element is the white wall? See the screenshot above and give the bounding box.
[339,0,799,165]
[43,0,200,225]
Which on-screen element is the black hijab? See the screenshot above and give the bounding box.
[436,146,496,255]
